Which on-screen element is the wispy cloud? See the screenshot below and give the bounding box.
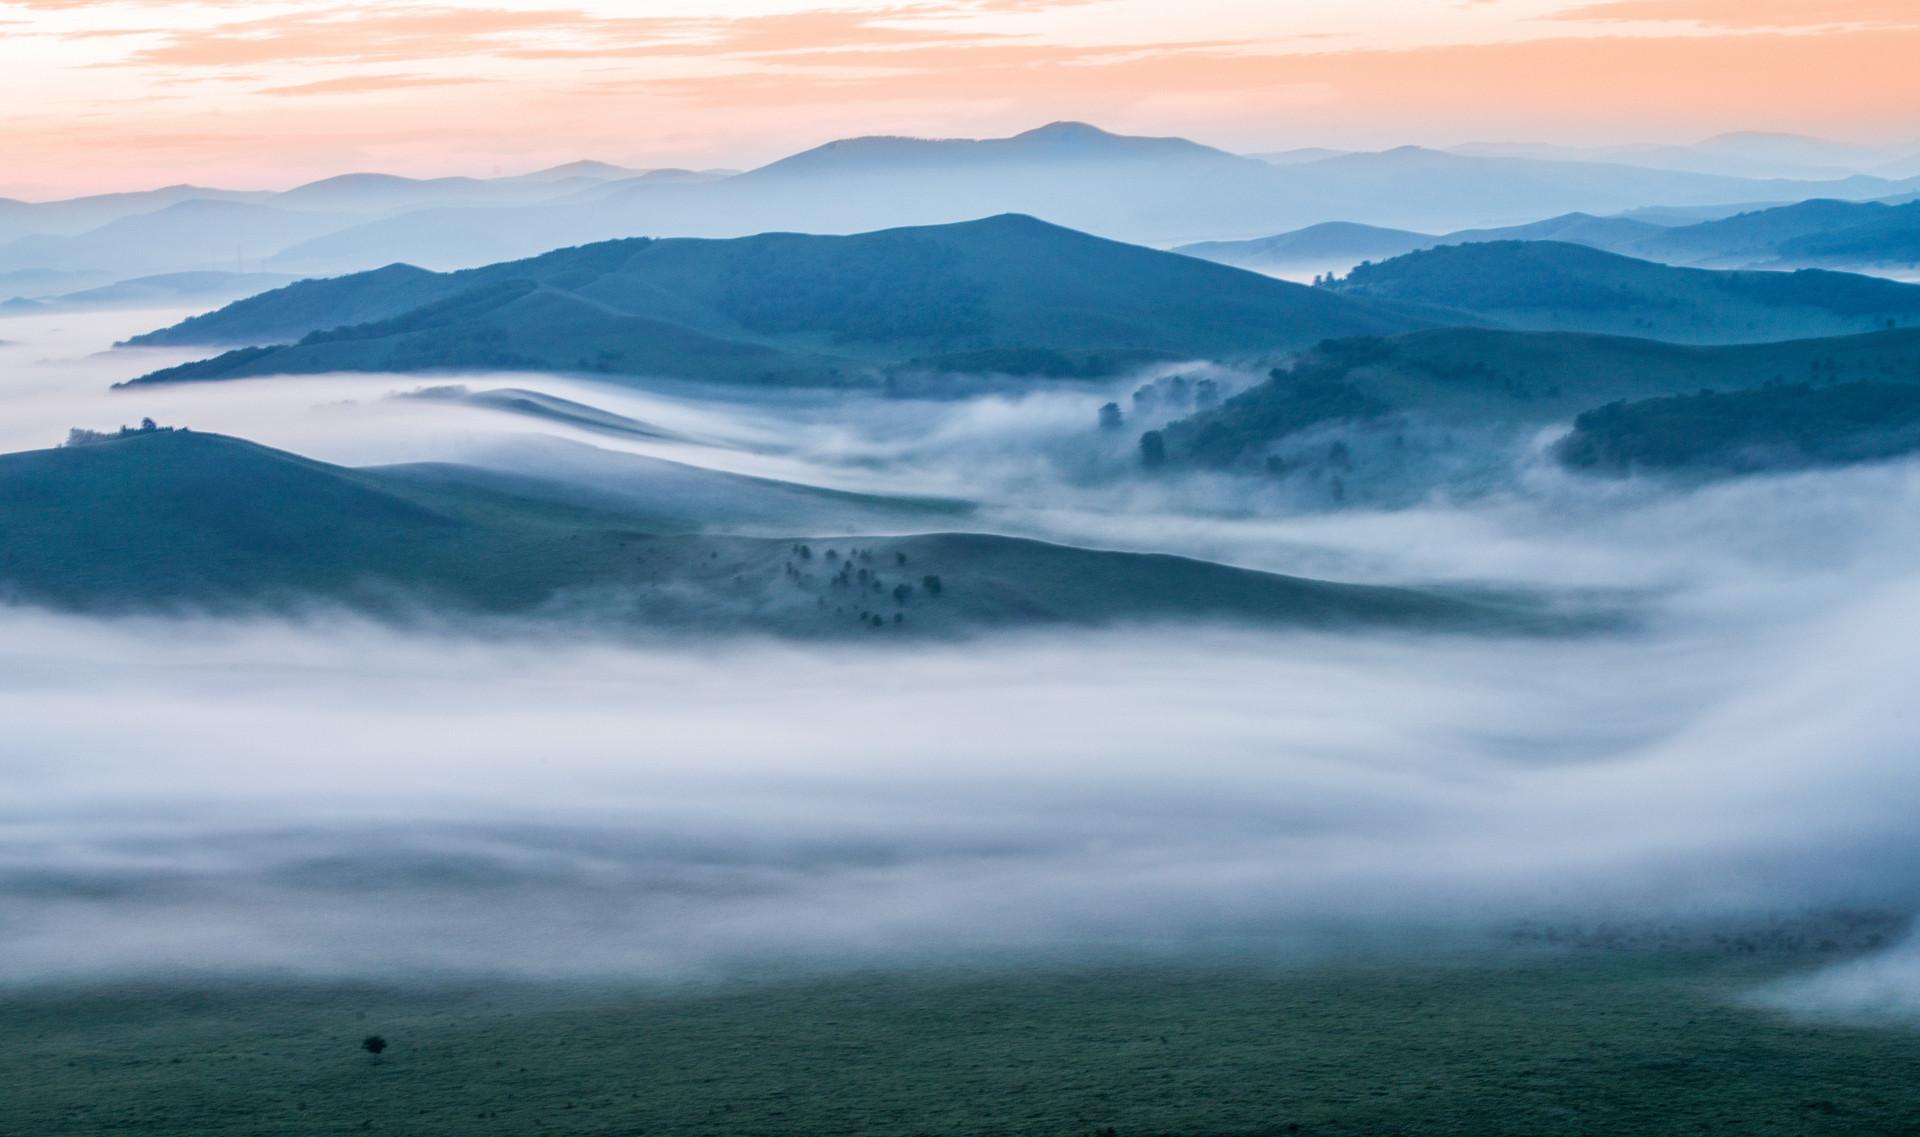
[258,72,488,98]
[1549,0,1920,30]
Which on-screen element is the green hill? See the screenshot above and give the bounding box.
[1325,241,1920,343]
[121,216,1429,388]
[0,429,1521,634]
[1153,326,1920,474]
[1555,382,1920,476]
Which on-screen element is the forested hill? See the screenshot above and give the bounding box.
[124,215,1434,387]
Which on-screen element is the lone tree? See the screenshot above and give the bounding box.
[1098,402,1124,431]
[1139,430,1167,468]
[361,1036,388,1057]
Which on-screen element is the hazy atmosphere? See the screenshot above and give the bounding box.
[4,3,1920,1134]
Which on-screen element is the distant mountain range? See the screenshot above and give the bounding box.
[1440,132,1904,182]
[0,427,1517,634]
[1259,133,1915,182]
[0,270,295,315]
[121,215,1432,387]
[257,130,1920,277]
[4,123,1917,282]
[1179,199,1920,280]
[0,161,711,276]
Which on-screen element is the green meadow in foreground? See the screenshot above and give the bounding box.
[5,934,1917,1137]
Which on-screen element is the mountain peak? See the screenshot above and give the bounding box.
[1015,121,1116,141]
[518,160,635,181]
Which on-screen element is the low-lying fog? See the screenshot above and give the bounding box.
[2,309,1918,1020]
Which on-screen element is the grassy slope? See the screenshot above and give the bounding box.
[390,385,683,442]
[0,430,1510,633]
[1327,241,1920,344]
[4,942,1916,1136]
[129,280,852,388]
[120,216,1429,387]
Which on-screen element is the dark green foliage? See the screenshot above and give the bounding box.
[65,418,178,447]
[1161,377,1385,469]
[1138,430,1166,468]
[1556,382,1920,476]
[1313,336,1399,367]
[708,234,990,343]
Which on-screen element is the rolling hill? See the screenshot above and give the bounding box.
[121,215,1432,386]
[1148,326,1920,487]
[0,427,1520,634]
[1322,241,1920,343]
[1554,382,1920,477]
[1587,198,1920,272]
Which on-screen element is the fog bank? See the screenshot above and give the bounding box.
[4,309,1920,1022]
[1,589,1916,999]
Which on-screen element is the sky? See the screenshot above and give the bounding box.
[2,0,1918,196]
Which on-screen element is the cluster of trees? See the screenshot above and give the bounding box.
[64,418,181,447]
[1130,373,1222,417]
[1110,372,1229,437]
[1145,368,1385,470]
[791,545,945,622]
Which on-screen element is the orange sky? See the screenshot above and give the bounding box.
[1,0,1916,196]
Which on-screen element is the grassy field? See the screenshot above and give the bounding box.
[5,942,1918,1136]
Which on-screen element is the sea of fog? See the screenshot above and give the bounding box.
[2,308,1918,1020]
